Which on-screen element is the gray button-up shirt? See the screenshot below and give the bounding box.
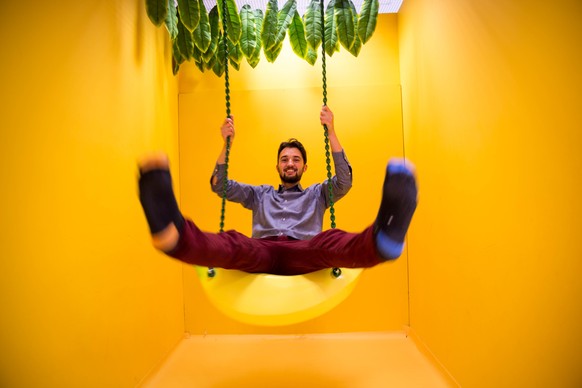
[211,150,353,240]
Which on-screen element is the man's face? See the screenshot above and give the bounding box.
[277,147,307,185]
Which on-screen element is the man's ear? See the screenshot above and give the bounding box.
[303,164,308,172]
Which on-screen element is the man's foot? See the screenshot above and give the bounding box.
[138,152,183,252]
[374,158,418,260]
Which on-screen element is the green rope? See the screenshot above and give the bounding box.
[320,0,340,278]
[219,0,231,233]
[320,0,335,230]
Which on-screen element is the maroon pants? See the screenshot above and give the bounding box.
[167,220,384,275]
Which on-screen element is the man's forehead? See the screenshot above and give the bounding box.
[279,147,303,159]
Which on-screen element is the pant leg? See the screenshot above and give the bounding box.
[272,226,384,275]
[167,219,276,274]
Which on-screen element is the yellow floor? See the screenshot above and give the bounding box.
[141,332,454,387]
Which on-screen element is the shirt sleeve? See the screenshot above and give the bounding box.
[321,150,353,207]
[210,163,258,209]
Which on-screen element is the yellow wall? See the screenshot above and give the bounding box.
[0,1,184,387]
[399,0,582,386]
[177,15,410,334]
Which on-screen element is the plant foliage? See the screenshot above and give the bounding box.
[144,0,380,75]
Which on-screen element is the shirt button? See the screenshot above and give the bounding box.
[282,218,286,221]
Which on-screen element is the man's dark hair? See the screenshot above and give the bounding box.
[277,138,307,163]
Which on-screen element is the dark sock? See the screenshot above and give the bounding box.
[374,160,418,260]
[138,169,184,234]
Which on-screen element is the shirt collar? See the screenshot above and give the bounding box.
[278,183,304,193]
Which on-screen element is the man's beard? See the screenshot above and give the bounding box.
[280,169,301,184]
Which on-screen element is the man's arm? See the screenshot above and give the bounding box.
[215,115,234,166]
[319,106,353,205]
[210,116,259,209]
[320,105,343,152]
[212,115,235,188]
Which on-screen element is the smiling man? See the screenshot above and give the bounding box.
[210,106,352,241]
[138,106,417,275]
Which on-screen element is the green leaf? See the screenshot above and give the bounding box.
[205,54,216,69]
[212,58,225,77]
[172,38,186,63]
[172,57,181,75]
[164,0,179,39]
[217,0,242,44]
[146,0,168,27]
[228,0,242,43]
[335,0,356,50]
[212,39,226,76]
[248,55,260,68]
[193,0,211,51]
[347,0,362,56]
[177,0,200,32]
[305,46,318,65]
[193,45,205,72]
[264,41,283,63]
[246,9,263,67]
[176,15,194,59]
[261,0,279,50]
[304,0,322,50]
[324,0,340,56]
[228,39,243,64]
[251,9,264,62]
[275,0,297,47]
[203,6,220,62]
[358,0,379,44]
[289,11,308,59]
[216,33,227,66]
[240,5,258,59]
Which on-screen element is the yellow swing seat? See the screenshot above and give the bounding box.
[195,266,363,326]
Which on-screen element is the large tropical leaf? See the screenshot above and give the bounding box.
[213,34,226,76]
[304,0,322,50]
[247,55,260,68]
[205,53,216,69]
[212,57,225,77]
[172,57,181,75]
[146,0,167,27]
[228,39,243,65]
[193,0,211,52]
[335,0,356,50]
[193,45,205,72]
[358,0,379,44]
[165,1,179,39]
[288,10,308,59]
[172,38,185,63]
[176,16,194,59]
[177,0,200,32]
[264,41,283,63]
[324,0,340,56]
[240,5,258,59]
[248,9,263,67]
[305,46,318,65]
[216,0,242,44]
[274,0,297,47]
[347,0,362,56]
[203,6,220,62]
[261,0,279,51]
